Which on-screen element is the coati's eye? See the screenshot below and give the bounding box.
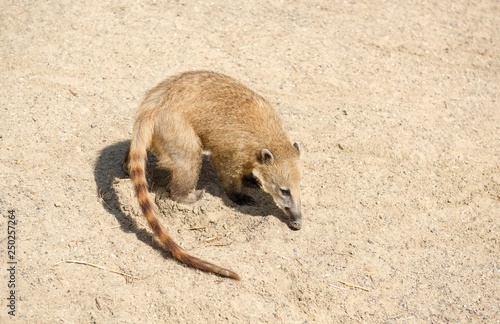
[280,188,291,196]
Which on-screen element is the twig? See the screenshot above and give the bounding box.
[209,243,230,247]
[97,188,112,210]
[95,298,102,311]
[64,260,140,280]
[330,284,347,291]
[189,226,207,231]
[337,280,370,292]
[204,236,220,243]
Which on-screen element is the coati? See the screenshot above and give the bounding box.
[123,71,302,280]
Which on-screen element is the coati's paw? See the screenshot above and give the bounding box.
[228,192,256,206]
[175,190,204,204]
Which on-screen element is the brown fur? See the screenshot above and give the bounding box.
[124,71,302,280]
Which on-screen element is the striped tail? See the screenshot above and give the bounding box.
[127,116,240,280]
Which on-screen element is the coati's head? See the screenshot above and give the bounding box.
[253,142,302,230]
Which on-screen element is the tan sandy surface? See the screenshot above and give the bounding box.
[1,1,499,323]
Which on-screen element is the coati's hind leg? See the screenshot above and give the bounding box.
[154,127,204,204]
[164,157,203,204]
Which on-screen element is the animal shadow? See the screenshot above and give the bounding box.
[93,141,158,253]
[94,141,290,250]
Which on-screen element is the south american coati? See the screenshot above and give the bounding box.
[123,71,302,280]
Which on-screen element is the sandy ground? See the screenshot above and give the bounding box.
[1,0,499,323]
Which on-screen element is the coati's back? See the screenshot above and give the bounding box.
[151,71,293,155]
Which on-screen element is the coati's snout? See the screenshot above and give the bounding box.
[254,145,302,230]
[284,204,302,230]
[272,182,302,230]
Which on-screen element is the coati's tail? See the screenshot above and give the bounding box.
[127,115,241,281]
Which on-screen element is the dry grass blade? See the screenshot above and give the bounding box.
[65,260,140,280]
[337,280,370,292]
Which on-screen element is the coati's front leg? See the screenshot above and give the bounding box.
[226,181,255,205]
[212,157,256,205]
[242,173,261,189]
[219,173,255,206]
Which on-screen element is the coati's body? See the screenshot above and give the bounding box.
[124,71,302,280]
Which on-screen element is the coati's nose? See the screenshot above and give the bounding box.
[288,218,302,230]
[284,207,302,230]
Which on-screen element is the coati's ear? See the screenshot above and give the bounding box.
[293,142,300,154]
[259,149,275,164]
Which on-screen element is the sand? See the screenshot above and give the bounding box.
[1,0,498,322]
